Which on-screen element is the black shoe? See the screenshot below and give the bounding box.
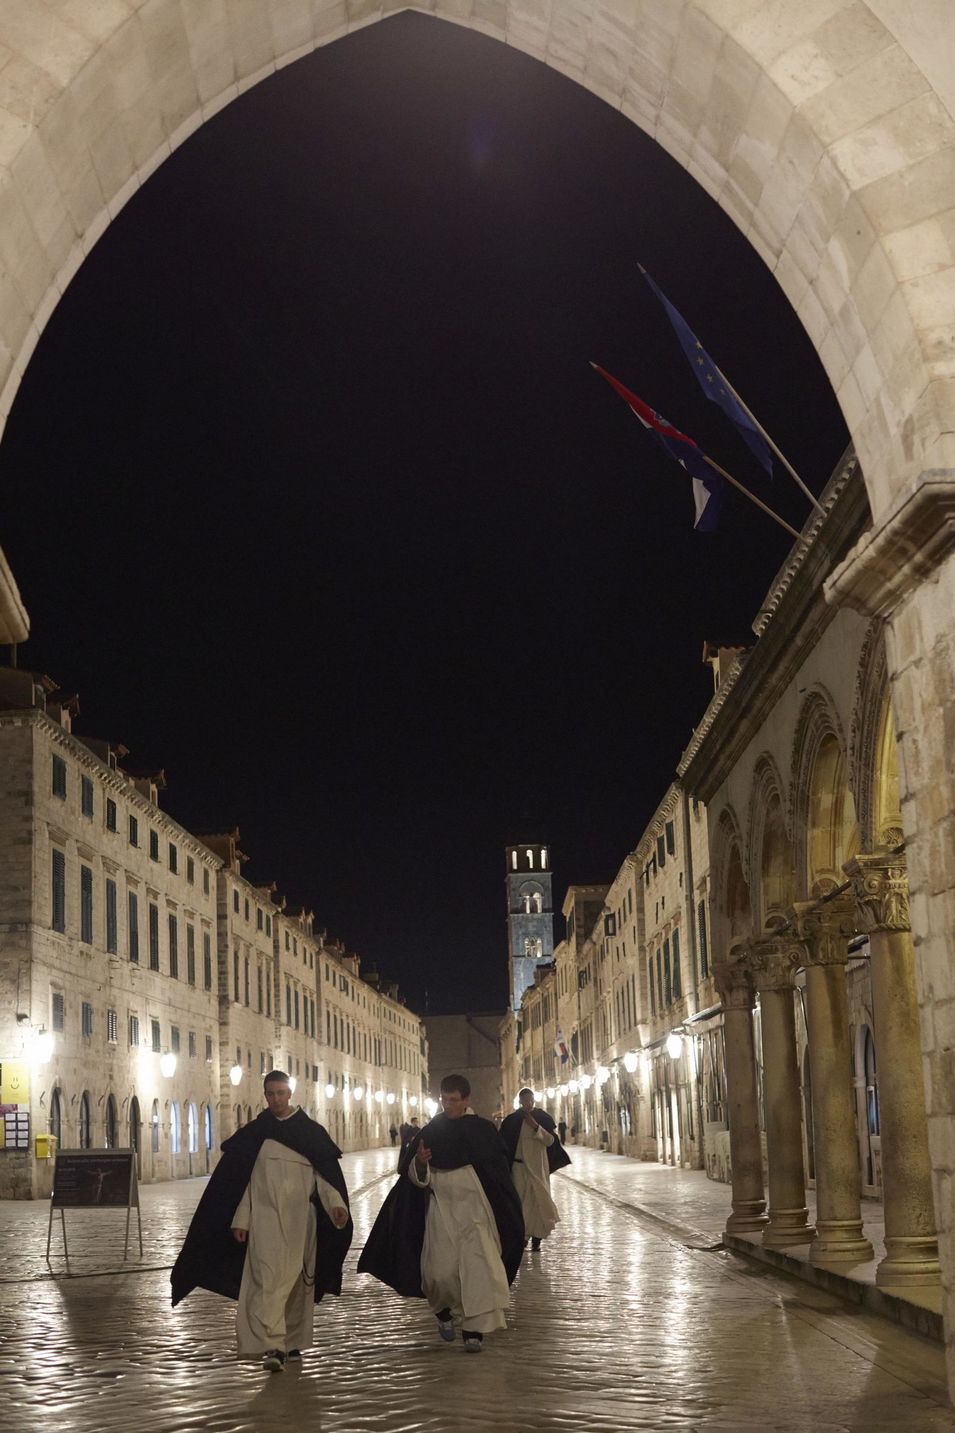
[262,1350,285,1372]
[531,1237,542,1251]
[462,1331,483,1352]
[286,1349,302,1361]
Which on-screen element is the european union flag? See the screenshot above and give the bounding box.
[641,268,774,476]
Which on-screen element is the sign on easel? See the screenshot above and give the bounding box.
[47,1148,143,1274]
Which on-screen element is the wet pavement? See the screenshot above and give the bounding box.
[0,1145,951,1431]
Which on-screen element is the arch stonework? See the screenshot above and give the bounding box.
[4,0,955,1387]
[789,684,858,897]
[0,1,951,525]
[748,754,795,928]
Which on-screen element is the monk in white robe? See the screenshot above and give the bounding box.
[358,1074,524,1352]
[233,1136,346,1361]
[500,1089,572,1252]
[230,1074,349,1370]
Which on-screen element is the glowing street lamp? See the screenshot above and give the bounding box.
[229,1064,243,1086]
[353,1086,364,1101]
[288,1075,297,1094]
[159,1052,177,1079]
[386,1092,396,1106]
[324,1083,336,1099]
[545,1086,555,1099]
[666,1031,684,1060]
[374,1089,384,1104]
[579,1074,593,1090]
[409,1095,419,1109]
[596,1066,610,1085]
[623,1050,639,1074]
[568,1079,579,1094]
[28,1028,54,1065]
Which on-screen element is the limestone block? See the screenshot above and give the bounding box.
[88,116,137,205]
[546,4,590,78]
[631,0,684,75]
[800,43,929,148]
[835,366,867,434]
[728,75,791,205]
[818,324,851,389]
[139,0,202,136]
[9,132,71,256]
[665,76,707,142]
[772,247,811,309]
[756,115,825,255]
[505,0,552,58]
[0,51,62,130]
[831,92,954,192]
[671,3,721,114]
[180,0,236,105]
[311,1,350,44]
[347,0,385,30]
[860,145,955,238]
[869,288,917,383]
[267,0,317,57]
[812,1,894,77]
[0,106,31,172]
[223,0,274,81]
[885,212,955,283]
[701,37,761,169]
[585,23,634,105]
[470,0,508,43]
[0,1,97,87]
[735,0,852,71]
[768,38,839,108]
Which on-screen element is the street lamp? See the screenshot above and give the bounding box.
[579,1074,593,1090]
[568,1079,579,1094]
[666,1031,684,1060]
[159,1052,177,1079]
[288,1076,297,1094]
[409,1095,419,1109]
[353,1086,364,1101]
[324,1083,336,1099]
[28,1028,54,1065]
[229,1064,243,1086]
[545,1086,555,1099]
[623,1050,639,1074]
[386,1092,396,1105]
[596,1066,610,1085]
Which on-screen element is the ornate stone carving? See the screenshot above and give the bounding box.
[747,935,800,990]
[714,958,754,1011]
[844,852,910,933]
[789,896,857,965]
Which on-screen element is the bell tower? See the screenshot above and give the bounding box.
[505,843,554,1012]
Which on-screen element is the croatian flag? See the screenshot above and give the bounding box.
[641,268,774,476]
[591,362,724,532]
[554,1026,569,1065]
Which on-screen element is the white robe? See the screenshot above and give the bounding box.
[232,1133,342,1357]
[408,1158,510,1335]
[512,1120,560,1240]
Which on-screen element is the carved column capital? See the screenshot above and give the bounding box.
[788,896,857,966]
[747,934,801,991]
[844,851,910,934]
[714,956,755,1011]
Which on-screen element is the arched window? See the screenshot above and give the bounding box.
[533,893,542,914]
[802,1047,814,1181]
[151,1099,160,1153]
[527,850,534,869]
[105,1094,118,1149]
[78,1092,91,1149]
[235,1104,244,1130]
[50,1088,62,1145]
[170,1102,181,1154]
[204,1104,214,1151]
[129,1097,141,1155]
[187,1103,198,1155]
[863,1028,880,1136]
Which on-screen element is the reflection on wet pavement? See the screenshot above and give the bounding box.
[0,1145,950,1431]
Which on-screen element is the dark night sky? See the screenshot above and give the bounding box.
[0,13,849,1016]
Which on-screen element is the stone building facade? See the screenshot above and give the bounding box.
[0,670,428,1193]
[424,1012,504,1120]
[505,842,555,1012]
[0,670,221,1197]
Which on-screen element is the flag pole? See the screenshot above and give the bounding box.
[710,361,826,516]
[700,452,802,540]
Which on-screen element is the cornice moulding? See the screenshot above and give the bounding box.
[824,471,955,617]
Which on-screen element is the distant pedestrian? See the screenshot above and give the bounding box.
[501,1088,570,1253]
[557,1119,567,1143]
[359,1074,523,1352]
[389,1124,399,1147]
[171,1070,351,1373]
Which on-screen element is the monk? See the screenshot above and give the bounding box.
[171,1070,351,1372]
[500,1087,571,1252]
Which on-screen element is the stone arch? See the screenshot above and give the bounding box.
[791,686,859,897]
[710,806,753,957]
[850,622,903,850]
[747,755,796,929]
[0,5,952,524]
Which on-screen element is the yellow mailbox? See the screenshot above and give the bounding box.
[35,1133,56,1160]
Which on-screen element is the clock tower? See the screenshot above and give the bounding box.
[505,842,554,1012]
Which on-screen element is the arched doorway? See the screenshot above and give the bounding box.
[856,1024,881,1194]
[203,1105,214,1173]
[129,1097,141,1179]
[49,1087,62,1148]
[187,1103,198,1173]
[78,1092,91,1149]
[170,1103,181,1163]
[150,1099,161,1180]
[104,1094,118,1149]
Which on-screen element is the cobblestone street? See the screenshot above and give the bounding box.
[0,1146,951,1433]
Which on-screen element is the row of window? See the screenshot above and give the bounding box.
[52,852,214,985]
[649,927,683,1016]
[52,755,209,890]
[48,1088,213,1156]
[54,991,214,1061]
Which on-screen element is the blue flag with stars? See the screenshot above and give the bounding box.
[642,269,774,476]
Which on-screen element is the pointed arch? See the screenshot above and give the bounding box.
[791,687,859,897]
[850,622,903,851]
[747,755,796,928]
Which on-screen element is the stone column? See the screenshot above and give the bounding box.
[750,937,815,1248]
[845,852,940,1286]
[714,958,767,1232]
[791,898,874,1266]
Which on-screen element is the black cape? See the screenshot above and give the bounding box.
[170,1108,352,1307]
[500,1108,572,1175]
[357,1112,524,1296]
